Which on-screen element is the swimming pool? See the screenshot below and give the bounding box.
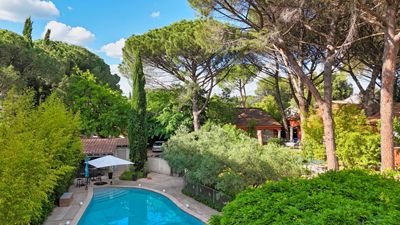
[78,187,204,225]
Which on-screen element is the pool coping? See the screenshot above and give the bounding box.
[70,185,209,224]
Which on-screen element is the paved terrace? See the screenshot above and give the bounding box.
[44,173,218,225]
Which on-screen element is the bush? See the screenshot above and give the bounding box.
[0,91,82,224]
[119,170,134,180]
[163,123,303,197]
[119,170,146,181]
[267,137,284,145]
[210,170,400,225]
[303,105,380,169]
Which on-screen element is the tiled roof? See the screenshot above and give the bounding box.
[82,138,128,156]
[235,108,282,128]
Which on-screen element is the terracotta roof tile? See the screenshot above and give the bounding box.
[235,108,282,128]
[82,138,128,156]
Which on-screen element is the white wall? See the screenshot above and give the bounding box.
[147,157,171,175]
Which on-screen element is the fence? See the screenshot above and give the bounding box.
[182,177,232,211]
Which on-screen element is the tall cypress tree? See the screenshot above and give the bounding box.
[44,29,51,45]
[128,49,147,172]
[23,17,33,47]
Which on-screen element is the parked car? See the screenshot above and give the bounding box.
[152,141,165,152]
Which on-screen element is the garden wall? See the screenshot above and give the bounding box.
[147,157,171,175]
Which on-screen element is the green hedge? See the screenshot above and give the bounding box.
[210,170,400,225]
[163,123,303,197]
[0,92,82,225]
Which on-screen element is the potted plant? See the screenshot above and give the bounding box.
[132,172,137,181]
[108,167,113,179]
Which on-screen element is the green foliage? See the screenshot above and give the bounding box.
[210,170,400,225]
[147,88,193,139]
[206,95,239,124]
[303,105,380,169]
[35,40,120,90]
[219,64,258,106]
[317,73,354,100]
[255,77,293,107]
[0,91,82,224]
[44,29,51,46]
[119,170,134,180]
[57,69,130,137]
[268,137,284,145]
[302,113,326,160]
[246,118,257,137]
[253,95,284,123]
[23,17,33,46]
[128,49,147,172]
[0,29,64,101]
[0,65,20,93]
[123,19,238,130]
[163,123,303,197]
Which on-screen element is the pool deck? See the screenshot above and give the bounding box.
[44,173,218,225]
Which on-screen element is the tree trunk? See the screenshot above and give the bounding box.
[278,42,339,170]
[295,77,307,145]
[322,37,339,170]
[380,2,398,171]
[320,101,339,170]
[192,93,201,131]
[273,74,289,132]
[239,80,246,107]
[362,67,379,116]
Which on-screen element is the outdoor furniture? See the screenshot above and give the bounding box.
[75,178,84,187]
[59,192,74,207]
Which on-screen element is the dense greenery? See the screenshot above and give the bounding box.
[163,124,303,196]
[35,40,120,90]
[0,29,64,102]
[0,91,82,224]
[254,95,286,123]
[128,49,148,172]
[317,73,354,100]
[147,88,193,140]
[210,170,400,225]
[206,95,239,124]
[57,69,130,137]
[303,105,380,169]
[0,28,120,102]
[22,17,33,46]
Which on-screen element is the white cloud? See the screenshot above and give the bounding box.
[100,38,126,59]
[43,21,95,46]
[150,11,160,18]
[0,0,59,22]
[110,64,131,96]
[67,6,73,11]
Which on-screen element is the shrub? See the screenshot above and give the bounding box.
[119,170,145,181]
[0,91,82,225]
[267,137,284,145]
[303,105,380,169]
[210,170,400,225]
[119,170,134,180]
[163,123,303,197]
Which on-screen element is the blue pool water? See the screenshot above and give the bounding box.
[78,188,204,225]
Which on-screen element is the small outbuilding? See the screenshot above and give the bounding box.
[235,108,283,145]
[81,137,130,173]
